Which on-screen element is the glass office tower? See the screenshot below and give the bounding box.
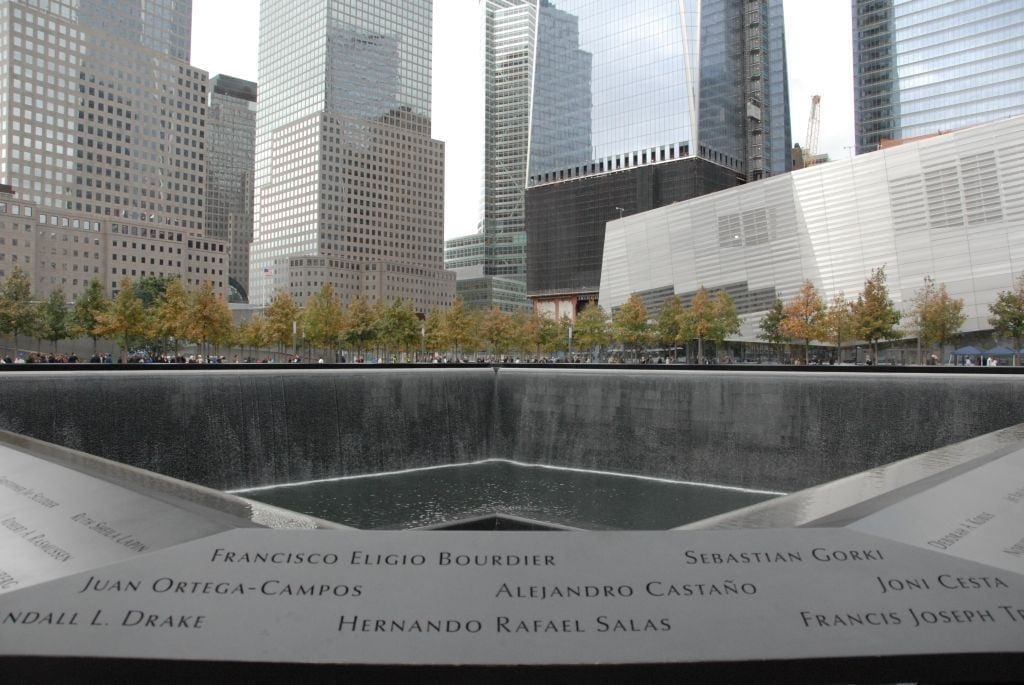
[250,0,453,310]
[523,0,791,316]
[206,75,257,302]
[526,0,789,185]
[854,0,1024,154]
[448,0,790,313]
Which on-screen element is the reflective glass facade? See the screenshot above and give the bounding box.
[206,75,256,301]
[524,0,790,305]
[601,115,1024,340]
[250,0,453,310]
[528,0,789,184]
[854,0,1024,154]
[18,0,192,60]
[448,0,791,310]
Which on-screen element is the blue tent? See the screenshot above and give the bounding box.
[985,346,1016,356]
[953,345,985,355]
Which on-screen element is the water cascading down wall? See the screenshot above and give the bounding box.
[0,367,1021,494]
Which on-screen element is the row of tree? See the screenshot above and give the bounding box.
[0,267,234,357]
[758,267,1024,365]
[2,264,1024,363]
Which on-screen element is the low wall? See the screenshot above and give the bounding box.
[0,367,1021,492]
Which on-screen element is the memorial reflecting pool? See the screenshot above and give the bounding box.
[236,461,781,530]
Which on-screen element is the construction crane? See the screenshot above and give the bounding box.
[803,95,821,167]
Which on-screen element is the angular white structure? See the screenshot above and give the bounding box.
[599,115,1024,340]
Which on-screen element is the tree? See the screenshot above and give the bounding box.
[851,266,901,360]
[508,309,533,360]
[93,278,148,357]
[441,297,478,358]
[152,278,190,356]
[134,275,176,309]
[611,294,649,360]
[377,298,421,360]
[989,273,1024,366]
[303,284,344,356]
[574,304,610,358]
[708,291,741,360]
[187,282,233,356]
[35,288,69,353]
[70,278,109,355]
[822,291,855,364]
[531,313,564,357]
[686,287,715,361]
[342,295,377,359]
[779,281,826,363]
[238,314,269,361]
[758,298,788,362]
[479,307,513,358]
[0,266,35,353]
[654,295,687,360]
[265,291,301,357]
[912,276,965,363]
[423,309,445,358]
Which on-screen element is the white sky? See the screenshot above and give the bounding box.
[191,0,855,240]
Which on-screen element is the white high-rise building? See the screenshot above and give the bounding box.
[249,0,454,310]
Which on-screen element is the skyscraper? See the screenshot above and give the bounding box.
[853,0,1024,154]
[447,0,791,315]
[442,0,539,312]
[525,0,791,318]
[248,0,454,310]
[206,75,257,302]
[0,0,227,301]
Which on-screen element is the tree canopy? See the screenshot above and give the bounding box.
[988,273,1024,366]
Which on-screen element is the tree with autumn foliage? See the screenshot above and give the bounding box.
[479,306,513,358]
[186,281,233,355]
[238,314,269,361]
[152,278,190,356]
[574,304,610,358]
[988,273,1024,366]
[686,287,716,361]
[441,297,479,358]
[302,284,344,356]
[708,291,741,359]
[780,281,826,363]
[93,278,148,358]
[822,291,855,363]
[611,295,649,360]
[911,276,965,363]
[530,312,567,357]
[265,291,301,357]
[342,295,377,359]
[654,294,687,360]
[851,266,901,360]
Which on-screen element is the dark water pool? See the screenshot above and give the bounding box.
[236,461,780,530]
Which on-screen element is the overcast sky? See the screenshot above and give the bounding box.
[191,0,855,239]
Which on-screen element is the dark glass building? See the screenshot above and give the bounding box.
[206,75,257,302]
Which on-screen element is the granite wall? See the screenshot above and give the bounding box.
[1,368,1021,492]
